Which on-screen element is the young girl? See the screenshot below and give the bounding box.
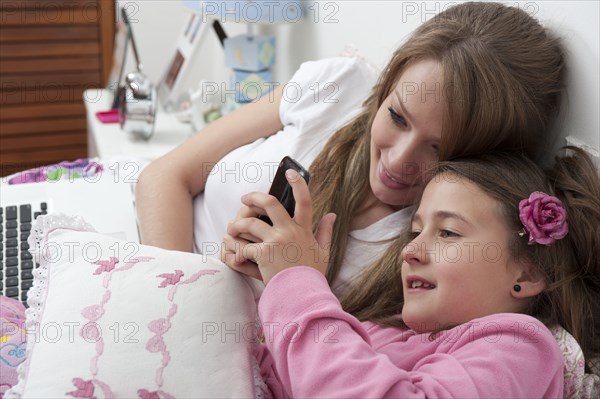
[137,2,566,294]
[229,148,600,397]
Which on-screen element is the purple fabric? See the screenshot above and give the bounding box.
[0,296,27,398]
[7,158,103,185]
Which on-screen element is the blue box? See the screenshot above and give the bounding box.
[224,34,276,72]
[231,69,274,103]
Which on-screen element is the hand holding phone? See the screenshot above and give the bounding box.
[223,156,319,273]
[258,156,310,226]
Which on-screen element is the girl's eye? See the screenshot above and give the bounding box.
[388,107,407,127]
[432,144,440,155]
[440,229,460,238]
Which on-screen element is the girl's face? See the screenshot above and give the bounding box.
[400,175,526,333]
[369,59,444,209]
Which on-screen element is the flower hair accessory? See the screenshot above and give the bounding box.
[518,191,568,245]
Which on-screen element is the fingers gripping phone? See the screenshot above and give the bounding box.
[258,156,310,226]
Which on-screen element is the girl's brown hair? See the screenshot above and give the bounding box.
[342,147,600,363]
[309,2,566,285]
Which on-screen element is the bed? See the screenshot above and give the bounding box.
[2,42,600,395]
[2,164,599,398]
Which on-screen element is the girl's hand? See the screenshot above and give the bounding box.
[220,194,272,280]
[220,194,270,279]
[224,169,336,285]
[227,201,266,243]
[221,232,263,280]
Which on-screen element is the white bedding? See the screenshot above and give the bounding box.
[5,213,263,398]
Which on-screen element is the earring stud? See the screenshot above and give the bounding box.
[513,284,522,292]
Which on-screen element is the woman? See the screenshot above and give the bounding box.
[137,2,565,293]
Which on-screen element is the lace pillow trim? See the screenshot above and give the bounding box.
[6,214,96,398]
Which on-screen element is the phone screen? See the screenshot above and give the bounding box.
[259,156,310,225]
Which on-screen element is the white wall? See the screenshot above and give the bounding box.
[116,1,187,84]
[118,0,599,161]
[115,0,245,99]
[536,1,599,156]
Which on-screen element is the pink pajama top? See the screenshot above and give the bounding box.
[256,267,564,398]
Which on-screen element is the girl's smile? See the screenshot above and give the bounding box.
[400,174,533,333]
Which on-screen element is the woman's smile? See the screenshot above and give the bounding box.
[378,162,415,190]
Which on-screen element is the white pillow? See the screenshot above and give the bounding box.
[6,214,262,399]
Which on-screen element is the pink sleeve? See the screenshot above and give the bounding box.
[258,267,415,398]
[258,267,564,398]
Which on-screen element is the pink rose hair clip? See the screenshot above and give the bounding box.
[518,191,569,245]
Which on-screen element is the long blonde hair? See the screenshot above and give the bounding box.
[309,2,566,285]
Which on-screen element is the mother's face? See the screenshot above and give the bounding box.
[369,59,444,209]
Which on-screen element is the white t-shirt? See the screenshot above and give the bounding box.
[331,208,412,295]
[192,56,409,291]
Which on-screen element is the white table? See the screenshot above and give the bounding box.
[84,89,194,160]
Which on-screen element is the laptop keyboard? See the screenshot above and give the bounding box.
[1,203,47,307]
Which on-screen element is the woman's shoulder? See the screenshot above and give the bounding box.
[288,56,378,89]
[279,55,378,130]
[299,54,377,70]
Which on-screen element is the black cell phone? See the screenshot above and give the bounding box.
[258,156,310,226]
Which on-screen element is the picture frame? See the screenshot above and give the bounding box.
[157,13,210,112]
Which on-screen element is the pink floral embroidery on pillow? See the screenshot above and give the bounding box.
[80,304,105,322]
[137,389,175,399]
[148,318,171,334]
[66,378,115,399]
[67,256,153,398]
[137,389,159,399]
[142,269,220,392]
[146,334,167,353]
[66,378,96,399]
[92,257,119,275]
[157,270,184,287]
[66,257,221,398]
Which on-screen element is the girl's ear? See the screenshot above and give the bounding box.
[511,262,546,299]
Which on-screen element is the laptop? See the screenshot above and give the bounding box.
[1,176,140,305]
